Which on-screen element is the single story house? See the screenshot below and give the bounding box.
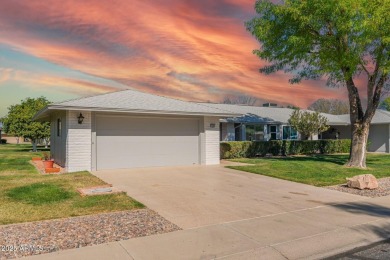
[34,90,238,172]
[34,90,390,172]
[203,103,390,153]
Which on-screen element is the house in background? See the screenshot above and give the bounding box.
[34,90,238,172]
[0,121,29,144]
[203,103,390,154]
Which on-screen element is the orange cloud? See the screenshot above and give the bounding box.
[0,0,351,108]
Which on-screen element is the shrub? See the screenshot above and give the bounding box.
[220,139,351,159]
[220,141,251,159]
[319,139,351,154]
[0,139,6,144]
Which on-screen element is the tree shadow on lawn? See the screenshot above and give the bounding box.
[256,155,349,166]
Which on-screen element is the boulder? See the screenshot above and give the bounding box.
[346,174,379,190]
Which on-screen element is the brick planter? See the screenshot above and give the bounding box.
[45,168,61,174]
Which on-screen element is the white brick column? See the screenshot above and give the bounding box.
[202,116,220,165]
[66,111,92,172]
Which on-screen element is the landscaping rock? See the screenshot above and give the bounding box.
[326,177,390,198]
[346,174,379,190]
[0,209,180,259]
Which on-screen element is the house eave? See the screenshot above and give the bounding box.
[32,107,50,122]
[44,105,240,118]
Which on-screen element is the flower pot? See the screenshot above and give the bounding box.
[43,160,54,169]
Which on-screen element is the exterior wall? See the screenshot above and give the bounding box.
[333,125,351,139]
[278,125,283,140]
[50,111,67,167]
[202,116,220,165]
[221,123,228,141]
[368,124,389,153]
[66,111,92,172]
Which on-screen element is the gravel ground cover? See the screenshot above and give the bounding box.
[325,177,390,198]
[0,209,180,259]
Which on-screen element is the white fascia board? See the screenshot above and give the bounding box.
[48,105,240,117]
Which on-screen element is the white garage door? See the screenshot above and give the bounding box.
[96,115,200,170]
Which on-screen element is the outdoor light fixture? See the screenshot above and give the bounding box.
[210,123,216,128]
[77,113,85,124]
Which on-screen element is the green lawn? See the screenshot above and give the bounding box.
[228,154,390,187]
[0,144,144,225]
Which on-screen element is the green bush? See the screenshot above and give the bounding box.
[220,141,252,158]
[0,139,6,144]
[319,139,351,154]
[220,139,351,159]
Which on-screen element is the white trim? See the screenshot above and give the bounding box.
[47,106,238,117]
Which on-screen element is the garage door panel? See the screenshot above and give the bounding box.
[97,117,198,137]
[96,116,200,170]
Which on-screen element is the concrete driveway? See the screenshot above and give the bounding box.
[28,163,390,259]
[93,162,364,229]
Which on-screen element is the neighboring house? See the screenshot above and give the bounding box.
[33,90,238,172]
[0,121,28,144]
[204,103,390,154]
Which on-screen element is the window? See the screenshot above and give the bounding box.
[246,125,255,141]
[282,126,298,140]
[234,123,241,141]
[245,125,264,141]
[269,125,277,140]
[57,118,61,137]
[254,125,264,140]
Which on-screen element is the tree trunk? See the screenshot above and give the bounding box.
[32,140,37,152]
[346,123,369,168]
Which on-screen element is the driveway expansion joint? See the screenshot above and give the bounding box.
[118,241,135,259]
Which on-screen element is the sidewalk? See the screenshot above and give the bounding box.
[26,195,390,260]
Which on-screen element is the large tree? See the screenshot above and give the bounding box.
[308,99,350,115]
[2,97,50,151]
[380,97,390,111]
[247,0,390,168]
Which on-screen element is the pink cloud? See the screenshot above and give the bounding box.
[0,0,351,108]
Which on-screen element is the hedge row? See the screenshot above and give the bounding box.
[220,139,351,159]
[0,139,6,144]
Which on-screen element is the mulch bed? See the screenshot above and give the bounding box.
[0,209,180,259]
[325,177,390,198]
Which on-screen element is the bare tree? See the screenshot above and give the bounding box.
[223,96,257,106]
[308,99,350,115]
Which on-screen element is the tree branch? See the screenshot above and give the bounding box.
[359,59,370,76]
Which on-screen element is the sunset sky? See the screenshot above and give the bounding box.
[0,0,351,117]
